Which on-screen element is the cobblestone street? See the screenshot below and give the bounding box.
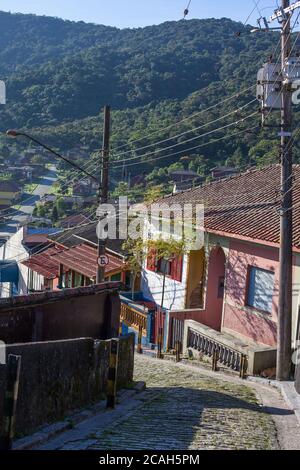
[88,355,279,450]
[34,354,297,451]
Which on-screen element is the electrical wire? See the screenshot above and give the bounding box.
[110,5,293,170]
[111,99,257,162]
[0,213,100,271]
[111,109,258,168]
[110,84,256,153]
[0,154,101,218]
[183,0,192,19]
[112,113,259,169]
[235,0,263,36]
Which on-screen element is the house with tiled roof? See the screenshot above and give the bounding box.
[59,213,91,229]
[140,164,300,374]
[20,221,132,292]
[0,180,20,206]
[0,226,61,297]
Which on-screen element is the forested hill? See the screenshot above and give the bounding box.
[0,11,275,125]
[0,11,298,179]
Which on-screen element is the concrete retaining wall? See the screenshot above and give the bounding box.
[0,334,134,437]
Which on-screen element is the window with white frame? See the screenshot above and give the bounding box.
[246,266,275,314]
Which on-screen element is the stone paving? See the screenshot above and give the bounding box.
[85,355,279,450]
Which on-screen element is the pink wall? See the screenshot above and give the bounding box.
[199,247,226,331]
[223,240,279,346]
[168,247,226,331]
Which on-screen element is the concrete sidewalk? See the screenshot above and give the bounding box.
[280,382,300,423]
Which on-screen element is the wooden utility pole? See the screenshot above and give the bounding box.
[256,1,300,379]
[97,105,111,283]
[277,0,293,381]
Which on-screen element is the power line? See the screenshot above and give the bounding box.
[0,145,101,216]
[0,154,101,218]
[111,99,257,162]
[183,0,192,19]
[235,0,263,35]
[112,109,258,167]
[252,0,263,18]
[110,84,256,153]
[0,214,99,271]
[112,112,258,169]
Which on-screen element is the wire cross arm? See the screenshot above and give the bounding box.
[270,1,300,22]
[6,129,100,186]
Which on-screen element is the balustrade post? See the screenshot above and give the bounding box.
[119,321,123,337]
[212,346,219,372]
[157,327,163,359]
[137,325,143,354]
[175,340,181,363]
[239,354,248,379]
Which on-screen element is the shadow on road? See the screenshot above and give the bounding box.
[92,386,284,450]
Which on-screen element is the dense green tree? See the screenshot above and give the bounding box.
[37,204,46,218]
[51,205,58,222]
[56,197,66,217]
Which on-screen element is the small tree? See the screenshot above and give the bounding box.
[143,185,165,203]
[124,232,187,303]
[37,204,46,218]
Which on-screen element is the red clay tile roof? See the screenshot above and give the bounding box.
[60,213,91,228]
[48,221,127,256]
[21,246,63,279]
[50,243,124,279]
[158,164,300,249]
[23,234,50,246]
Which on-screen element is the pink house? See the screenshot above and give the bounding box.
[142,165,300,372]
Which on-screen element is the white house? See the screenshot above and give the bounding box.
[0,226,59,297]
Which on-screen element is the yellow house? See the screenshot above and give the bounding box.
[0,180,20,207]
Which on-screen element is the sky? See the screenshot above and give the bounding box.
[0,0,278,29]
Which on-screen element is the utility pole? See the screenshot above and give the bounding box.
[97,105,111,283]
[255,1,300,380]
[278,0,293,381]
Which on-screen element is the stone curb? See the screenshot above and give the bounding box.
[246,375,300,426]
[13,381,146,450]
[272,381,300,426]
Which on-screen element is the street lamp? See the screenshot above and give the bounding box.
[6,129,99,184]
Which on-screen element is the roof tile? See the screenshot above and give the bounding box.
[158,164,300,248]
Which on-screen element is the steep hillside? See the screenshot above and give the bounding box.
[0,11,298,179]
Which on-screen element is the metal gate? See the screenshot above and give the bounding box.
[169,317,184,352]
